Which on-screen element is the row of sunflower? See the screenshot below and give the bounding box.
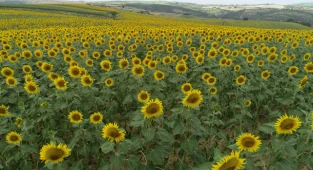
[1,9,313,170]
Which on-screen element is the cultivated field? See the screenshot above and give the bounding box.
[0,4,313,170]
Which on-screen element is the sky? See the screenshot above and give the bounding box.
[87,0,313,5]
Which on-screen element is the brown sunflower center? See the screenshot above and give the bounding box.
[0,107,5,113]
[106,80,112,85]
[4,70,12,76]
[72,114,81,121]
[10,135,19,141]
[46,148,65,161]
[280,119,295,130]
[263,72,269,77]
[140,93,148,100]
[122,61,128,67]
[187,93,200,104]
[135,68,143,74]
[238,77,244,83]
[84,77,92,84]
[157,73,163,78]
[28,84,37,92]
[57,80,65,87]
[24,67,30,72]
[290,68,296,73]
[220,158,239,170]
[242,137,255,147]
[44,65,51,71]
[146,103,160,114]
[108,128,121,138]
[307,64,313,71]
[208,78,215,83]
[8,79,15,84]
[93,115,101,121]
[178,65,186,72]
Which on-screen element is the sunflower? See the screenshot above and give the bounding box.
[141,98,164,118]
[154,70,165,81]
[81,75,93,87]
[5,77,16,87]
[236,75,247,86]
[236,133,261,152]
[137,90,150,103]
[258,60,264,67]
[304,62,313,73]
[40,142,71,164]
[244,100,252,107]
[261,70,270,80]
[219,57,227,67]
[6,132,22,145]
[24,74,33,82]
[181,83,193,94]
[36,61,43,68]
[100,60,112,72]
[0,105,9,117]
[68,66,81,78]
[176,64,187,74]
[41,62,53,73]
[148,60,157,70]
[24,81,39,94]
[267,54,278,62]
[22,50,32,59]
[234,65,241,72]
[288,66,299,76]
[90,112,103,124]
[246,54,255,64]
[207,76,217,85]
[48,50,57,58]
[48,73,59,81]
[212,151,245,170]
[275,114,302,134]
[208,49,217,59]
[105,78,114,87]
[119,58,129,69]
[92,52,101,59]
[68,110,83,124]
[85,59,94,67]
[15,117,23,127]
[202,73,211,81]
[304,53,311,61]
[102,122,126,143]
[182,89,203,108]
[40,102,48,108]
[22,65,32,74]
[132,57,141,65]
[196,55,204,65]
[298,75,308,89]
[209,87,217,95]
[103,49,112,57]
[54,77,68,90]
[1,67,14,77]
[132,65,145,77]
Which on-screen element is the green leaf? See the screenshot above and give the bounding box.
[259,123,275,134]
[181,139,199,154]
[101,141,115,154]
[130,112,144,127]
[282,145,297,157]
[271,137,283,152]
[305,156,313,169]
[193,162,212,170]
[147,148,167,165]
[272,158,297,170]
[124,156,140,169]
[110,154,123,170]
[173,122,187,135]
[141,127,156,141]
[213,148,223,161]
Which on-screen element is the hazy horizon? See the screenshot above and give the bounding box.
[82,0,313,5]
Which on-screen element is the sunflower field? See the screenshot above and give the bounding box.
[0,5,313,170]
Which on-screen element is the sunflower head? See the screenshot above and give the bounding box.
[132,65,145,77]
[41,62,53,73]
[202,73,211,81]
[176,63,187,74]
[209,87,217,95]
[102,122,126,143]
[6,76,17,87]
[137,90,150,103]
[105,78,114,87]
[90,112,103,124]
[40,142,71,164]
[261,70,270,80]
[236,133,262,152]
[141,98,164,119]
[154,70,165,81]
[236,75,247,86]
[68,110,83,124]
[275,114,302,134]
[288,66,299,76]
[54,77,68,90]
[1,67,14,77]
[182,89,203,108]
[304,62,313,73]
[15,117,23,127]
[24,81,39,94]
[6,132,22,145]
[181,83,193,94]
[0,105,9,117]
[22,65,32,74]
[212,151,245,170]
[81,75,93,87]
[100,60,112,72]
[207,76,217,85]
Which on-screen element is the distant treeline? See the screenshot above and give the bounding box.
[286,18,311,27]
